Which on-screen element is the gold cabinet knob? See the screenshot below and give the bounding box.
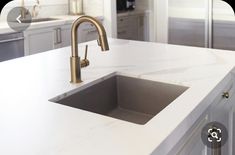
[222,92,229,99]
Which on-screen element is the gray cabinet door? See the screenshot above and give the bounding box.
[209,96,229,155]
[175,116,208,155]
[209,78,235,155]
[167,74,235,155]
[227,89,235,155]
[167,114,209,155]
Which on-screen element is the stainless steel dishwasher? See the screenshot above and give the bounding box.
[0,32,24,62]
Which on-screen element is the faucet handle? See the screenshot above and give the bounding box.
[81,45,90,68]
[84,45,88,59]
[97,38,101,46]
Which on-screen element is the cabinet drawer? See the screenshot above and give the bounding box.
[117,16,129,27]
[118,31,131,39]
[24,28,55,55]
[118,16,138,29]
[117,15,139,40]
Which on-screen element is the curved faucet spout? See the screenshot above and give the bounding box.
[70,15,109,83]
[71,15,109,57]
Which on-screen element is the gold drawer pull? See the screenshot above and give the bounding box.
[222,92,229,99]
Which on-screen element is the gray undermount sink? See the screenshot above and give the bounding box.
[51,74,188,125]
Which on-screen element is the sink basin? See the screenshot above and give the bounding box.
[51,75,188,125]
[21,18,59,23]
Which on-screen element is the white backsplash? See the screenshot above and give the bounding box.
[0,1,68,22]
[0,0,104,22]
[83,0,103,16]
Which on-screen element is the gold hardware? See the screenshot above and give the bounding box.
[21,0,25,18]
[70,15,109,83]
[21,0,29,19]
[81,45,89,68]
[222,92,229,99]
[97,39,101,46]
[70,56,82,83]
[32,0,40,18]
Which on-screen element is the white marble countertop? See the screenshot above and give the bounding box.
[0,38,235,155]
[0,15,103,34]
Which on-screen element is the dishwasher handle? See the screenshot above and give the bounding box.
[0,37,24,44]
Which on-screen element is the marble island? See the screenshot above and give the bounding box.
[1,38,235,155]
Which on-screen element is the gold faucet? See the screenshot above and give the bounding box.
[32,0,40,18]
[20,0,29,19]
[70,15,109,83]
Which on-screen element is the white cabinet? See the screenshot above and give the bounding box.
[54,25,71,49]
[24,18,103,55]
[24,24,71,55]
[117,13,149,41]
[60,23,100,47]
[60,25,72,48]
[60,23,99,47]
[24,27,55,55]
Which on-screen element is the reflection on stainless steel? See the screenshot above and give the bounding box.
[0,32,24,62]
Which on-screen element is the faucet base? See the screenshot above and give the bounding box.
[70,56,82,84]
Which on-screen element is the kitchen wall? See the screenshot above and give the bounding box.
[169,0,204,8]
[0,0,104,21]
[83,0,103,16]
